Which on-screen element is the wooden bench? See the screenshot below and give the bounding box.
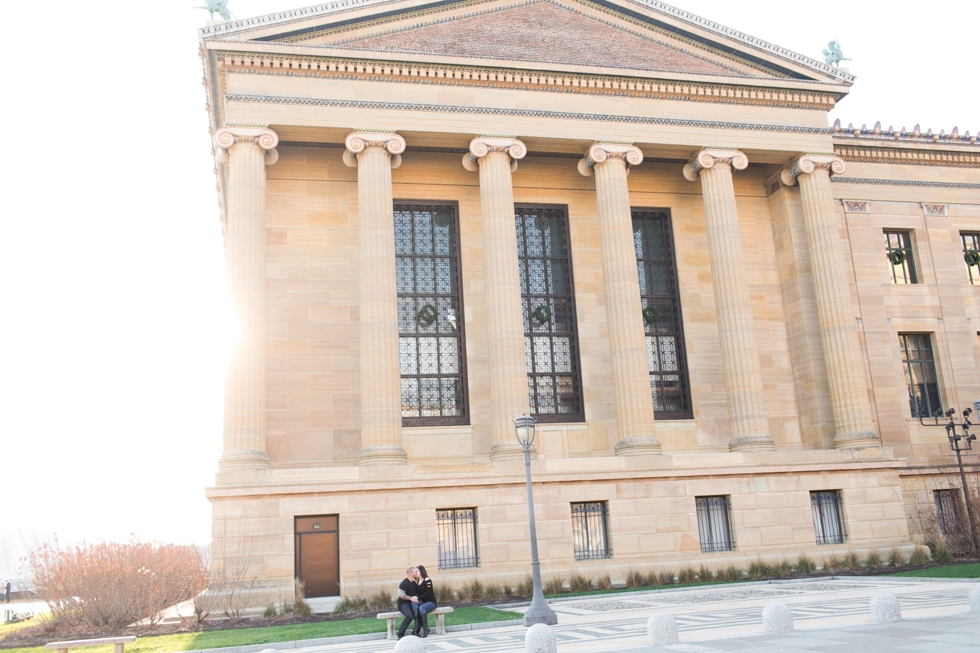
[45,636,136,653]
[377,606,454,639]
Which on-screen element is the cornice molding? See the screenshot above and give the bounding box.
[829,177,980,190]
[682,147,747,181]
[577,142,644,176]
[834,145,980,169]
[213,53,841,110]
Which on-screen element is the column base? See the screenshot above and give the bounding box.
[614,436,662,456]
[833,430,881,450]
[728,434,776,452]
[357,444,408,466]
[490,441,527,461]
[216,449,272,485]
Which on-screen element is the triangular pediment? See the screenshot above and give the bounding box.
[201,0,852,87]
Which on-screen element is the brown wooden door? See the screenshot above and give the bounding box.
[294,515,340,598]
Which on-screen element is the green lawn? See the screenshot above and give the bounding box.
[891,562,980,578]
[0,606,520,653]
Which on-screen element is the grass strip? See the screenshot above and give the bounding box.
[0,606,521,653]
[890,562,980,578]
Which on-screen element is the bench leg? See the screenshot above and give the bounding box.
[436,613,446,635]
[115,644,125,653]
[57,649,67,653]
[386,617,396,640]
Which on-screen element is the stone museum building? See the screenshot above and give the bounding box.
[198,0,980,601]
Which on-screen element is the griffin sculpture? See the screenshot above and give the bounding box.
[822,40,852,67]
[197,0,231,20]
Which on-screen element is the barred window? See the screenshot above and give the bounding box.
[934,489,961,535]
[395,202,468,426]
[436,508,478,569]
[571,502,610,560]
[516,206,585,421]
[898,334,942,419]
[811,491,845,545]
[962,232,980,285]
[695,496,734,552]
[884,231,917,284]
[633,210,692,419]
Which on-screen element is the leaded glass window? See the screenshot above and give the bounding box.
[516,205,585,421]
[898,333,942,419]
[884,230,917,284]
[962,232,980,285]
[395,202,468,426]
[633,210,693,419]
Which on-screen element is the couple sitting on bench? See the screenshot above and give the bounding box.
[396,565,437,639]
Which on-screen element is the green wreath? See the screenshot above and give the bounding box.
[418,304,438,326]
[642,306,660,324]
[965,250,980,267]
[888,249,906,266]
[533,304,551,324]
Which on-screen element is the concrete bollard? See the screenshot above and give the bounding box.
[869,591,901,623]
[394,635,426,653]
[970,584,980,612]
[647,613,679,646]
[762,602,794,634]
[525,623,557,653]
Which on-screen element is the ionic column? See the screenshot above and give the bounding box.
[462,137,530,460]
[579,143,661,455]
[213,126,279,479]
[781,155,879,449]
[684,149,774,451]
[344,132,409,465]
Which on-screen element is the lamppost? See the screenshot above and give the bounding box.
[944,405,979,556]
[515,414,558,627]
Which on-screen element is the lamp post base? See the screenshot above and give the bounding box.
[523,586,558,626]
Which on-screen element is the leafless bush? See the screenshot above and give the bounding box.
[27,538,207,631]
[595,574,613,591]
[568,574,591,592]
[514,574,533,597]
[544,575,565,595]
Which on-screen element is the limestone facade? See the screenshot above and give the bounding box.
[199,0,980,600]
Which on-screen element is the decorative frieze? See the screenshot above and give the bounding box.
[921,203,948,216]
[834,145,980,168]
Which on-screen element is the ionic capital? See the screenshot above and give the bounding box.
[214,126,279,165]
[682,148,748,181]
[343,131,407,169]
[577,142,644,177]
[779,153,846,187]
[462,136,527,172]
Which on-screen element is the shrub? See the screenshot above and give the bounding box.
[515,575,534,598]
[625,569,646,588]
[596,574,613,591]
[748,558,774,579]
[462,579,485,601]
[659,570,675,585]
[263,603,278,618]
[909,546,930,566]
[719,565,741,582]
[483,583,501,600]
[795,555,815,575]
[368,589,394,611]
[333,596,369,614]
[569,574,592,592]
[28,538,208,630]
[823,553,843,572]
[697,565,715,582]
[888,547,904,567]
[677,567,696,584]
[435,583,454,604]
[773,560,791,577]
[865,549,883,568]
[842,551,861,570]
[934,539,954,563]
[544,575,566,595]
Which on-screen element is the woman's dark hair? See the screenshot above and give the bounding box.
[416,564,429,579]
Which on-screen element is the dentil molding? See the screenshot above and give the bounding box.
[462,136,527,172]
[214,126,279,165]
[780,153,846,187]
[343,131,407,169]
[682,148,748,181]
[577,142,644,177]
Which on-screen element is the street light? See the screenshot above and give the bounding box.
[514,414,558,627]
[944,406,979,556]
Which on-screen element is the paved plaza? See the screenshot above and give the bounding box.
[248,577,978,653]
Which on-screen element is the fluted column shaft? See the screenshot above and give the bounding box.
[464,137,530,460]
[784,155,879,448]
[346,132,409,465]
[580,144,660,455]
[214,127,279,478]
[685,150,774,451]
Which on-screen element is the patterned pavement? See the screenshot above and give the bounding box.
[288,578,978,653]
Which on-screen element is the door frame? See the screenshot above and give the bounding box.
[294,514,341,597]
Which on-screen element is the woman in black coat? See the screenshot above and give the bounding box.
[414,564,437,638]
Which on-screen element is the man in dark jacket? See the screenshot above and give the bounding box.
[395,567,420,639]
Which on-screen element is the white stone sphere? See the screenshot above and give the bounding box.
[525,623,557,653]
[970,584,980,612]
[762,602,794,634]
[394,635,426,653]
[870,591,902,623]
[647,612,679,646]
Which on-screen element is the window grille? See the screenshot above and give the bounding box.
[811,491,845,544]
[695,496,734,552]
[884,231,917,284]
[632,210,692,419]
[516,205,585,421]
[395,202,468,426]
[436,508,478,569]
[934,489,961,535]
[898,334,942,419]
[962,232,980,285]
[571,502,610,559]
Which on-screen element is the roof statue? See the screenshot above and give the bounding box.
[822,40,851,67]
[197,0,231,21]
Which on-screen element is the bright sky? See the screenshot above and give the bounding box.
[0,0,976,560]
